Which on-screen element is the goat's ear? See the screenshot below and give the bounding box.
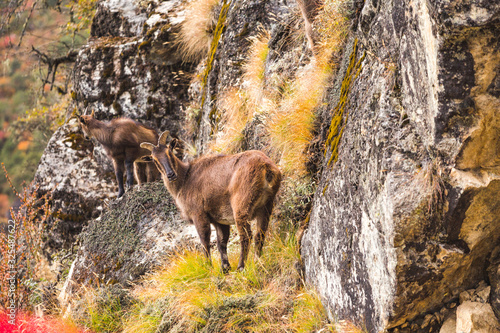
[79,116,85,124]
[140,142,155,151]
[90,109,95,118]
[158,130,170,146]
[140,155,153,162]
[170,138,179,150]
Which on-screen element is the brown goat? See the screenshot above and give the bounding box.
[79,110,159,197]
[141,131,282,271]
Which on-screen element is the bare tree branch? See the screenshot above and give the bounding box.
[31,46,78,94]
[17,0,39,47]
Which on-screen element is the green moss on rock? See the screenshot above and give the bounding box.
[199,0,231,129]
[325,38,366,167]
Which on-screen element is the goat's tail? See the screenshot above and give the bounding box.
[265,164,282,194]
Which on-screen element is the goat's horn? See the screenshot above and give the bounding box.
[158,130,170,146]
[90,109,95,117]
[140,142,155,151]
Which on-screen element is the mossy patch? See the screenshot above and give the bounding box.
[199,0,231,129]
[63,132,93,157]
[325,38,366,166]
[79,182,177,283]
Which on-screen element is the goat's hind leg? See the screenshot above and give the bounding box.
[232,192,259,271]
[255,199,274,257]
[113,159,126,198]
[234,213,252,271]
[214,222,231,273]
[125,159,135,190]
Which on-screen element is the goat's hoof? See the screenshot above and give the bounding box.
[237,266,245,272]
[222,265,231,274]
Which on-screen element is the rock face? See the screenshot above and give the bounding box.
[301,0,500,332]
[34,118,116,250]
[34,0,500,331]
[58,182,202,308]
[73,0,193,132]
[191,0,295,151]
[35,0,195,252]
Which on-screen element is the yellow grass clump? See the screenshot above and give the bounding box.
[176,0,221,62]
[121,231,336,333]
[210,88,252,153]
[243,32,271,106]
[210,32,271,153]
[209,0,350,178]
[267,57,333,175]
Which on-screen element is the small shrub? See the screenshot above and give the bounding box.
[0,164,53,312]
[276,177,316,236]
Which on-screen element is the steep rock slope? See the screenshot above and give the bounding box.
[33,0,500,331]
[191,0,297,152]
[301,0,500,332]
[35,0,194,251]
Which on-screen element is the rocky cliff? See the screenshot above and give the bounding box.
[33,0,500,332]
[301,0,500,332]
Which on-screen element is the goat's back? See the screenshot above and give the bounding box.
[109,118,158,148]
[180,150,281,222]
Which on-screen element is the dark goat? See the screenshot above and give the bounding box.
[141,131,282,271]
[79,110,159,197]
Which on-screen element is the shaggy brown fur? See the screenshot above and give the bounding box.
[141,131,282,271]
[79,111,159,197]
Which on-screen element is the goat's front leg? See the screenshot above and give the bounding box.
[133,161,147,186]
[193,214,212,261]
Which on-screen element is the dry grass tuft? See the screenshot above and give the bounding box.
[210,33,271,153]
[314,0,350,58]
[0,165,53,311]
[266,0,349,176]
[267,58,332,175]
[243,31,270,106]
[122,231,333,332]
[71,284,131,333]
[176,0,221,63]
[210,88,251,153]
[335,320,367,333]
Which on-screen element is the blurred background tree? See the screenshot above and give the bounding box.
[0,0,96,224]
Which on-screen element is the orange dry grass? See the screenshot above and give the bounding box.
[210,0,350,177]
[177,0,220,62]
[210,88,252,153]
[243,32,270,106]
[267,57,332,176]
[210,33,270,153]
[266,0,348,177]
